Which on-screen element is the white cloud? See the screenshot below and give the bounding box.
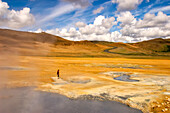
[75,22,86,27]
[79,24,109,35]
[93,15,105,25]
[102,17,116,29]
[0,0,35,29]
[117,11,170,41]
[37,11,170,43]
[149,5,170,14]
[45,15,118,42]
[38,4,76,24]
[0,0,8,16]
[117,11,136,26]
[61,0,91,8]
[34,28,43,33]
[136,11,169,28]
[93,6,104,14]
[112,0,143,11]
[34,1,89,29]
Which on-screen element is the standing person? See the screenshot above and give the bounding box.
[57,69,59,79]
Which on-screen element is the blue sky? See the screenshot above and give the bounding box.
[0,0,170,42]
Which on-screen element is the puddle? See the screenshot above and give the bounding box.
[103,72,139,82]
[114,74,139,82]
[68,76,91,84]
[0,66,28,71]
[69,79,91,84]
[0,87,142,113]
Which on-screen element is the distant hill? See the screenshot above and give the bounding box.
[0,29,69,46]
[92,39,170,56]
[133,38,170,52]
[0,29,100,57]
[0,28,170,57]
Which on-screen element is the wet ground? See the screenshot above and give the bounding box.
[0,87,142,113]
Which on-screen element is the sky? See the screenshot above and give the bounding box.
[0,0,170,42]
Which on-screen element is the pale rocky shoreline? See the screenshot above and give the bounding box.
[38,71,170,113]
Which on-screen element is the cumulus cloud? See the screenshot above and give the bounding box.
[117,11,170,41]
[34,28,43,33]
[61,0,90,8]
[112,0,143,11]
[0,0,35,29]
[93,6,104,14]
[75,16,116,36]
[75,22,86,27]
[117,11,136,26]
[93,15,105,25]
[37,11,170,43]
[136,11,169,28]
[45,15,118,42]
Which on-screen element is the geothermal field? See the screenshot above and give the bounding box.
[0,29,170,113]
